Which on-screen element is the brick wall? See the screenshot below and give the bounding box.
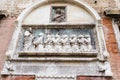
[0,17,15,80]
[2,76,35,80]
[0,17,35,80]
[76,17,120,80]
[102,17,120,80]
[0,17,15,71]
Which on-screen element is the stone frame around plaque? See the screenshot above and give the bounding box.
[4,0,105,59]
[16,25,99,57]
[112,19,120,53]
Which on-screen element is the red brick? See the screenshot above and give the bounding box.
[2,76,35,80]
[77,76,112,80]
[0,17,15,70]
[102,17,120,80]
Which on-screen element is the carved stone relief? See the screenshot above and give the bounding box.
[51,7,66,23]
[21,27,96,53]
[23,28,35,51]
[97,61,113,76]
[0,0,113,78]
[2,61,15,74]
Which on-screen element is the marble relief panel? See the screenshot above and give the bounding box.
[18,26,96,53]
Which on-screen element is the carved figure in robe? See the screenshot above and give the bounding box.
[44,34,53,52]
[23,28,34,51]
[52,8,65,22]
[69,34,79,52]
[52,34,62,52]
[84,34,92,51]
[61,35,71,52]
[33,33,44,52]
[77,34,86,51]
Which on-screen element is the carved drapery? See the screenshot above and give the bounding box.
[20,26,96,53]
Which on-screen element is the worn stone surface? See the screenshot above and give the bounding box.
[0,0,118,16]
[0,17,15,71]
[0,0,120,80]
[1,61,102,76]
[23,3,94,24]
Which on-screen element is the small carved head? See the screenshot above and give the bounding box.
[63,35,68,38]
[38,33,44,36]
[46,35,52,38]
[78,34,84,39]
[84,34,90,38]
[56,8,62,14]
[55,35,60,38]
[70,34,76,39]
[24,31,31,37]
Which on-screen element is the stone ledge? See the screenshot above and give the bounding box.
[22,24,95,28]
[10,57,98,62]
[104,9,120,18]
[18,51,98,57]
[1,73,113,77]
[1,61,112,77]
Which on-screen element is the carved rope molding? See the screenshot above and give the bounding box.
[35,75,76,80]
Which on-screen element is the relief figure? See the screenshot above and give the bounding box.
[84,34,92,51]
[69,34,79,52]
[23,28,34,51]
[52,34,62,52]
[52,8,65,22]
[44,34,54,52]
[77,34,86,51]
[61,35,72,52]
[33,33,44,52]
